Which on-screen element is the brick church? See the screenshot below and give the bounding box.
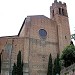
[0,0,71,75]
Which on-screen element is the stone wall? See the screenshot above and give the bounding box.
[61,63,75,75]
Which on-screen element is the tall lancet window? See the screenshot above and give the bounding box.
[5,44,12,56]
[62,8,64,15]
[59,8,61,14]
[52,10,54,16]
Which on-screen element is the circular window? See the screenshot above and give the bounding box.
[39,29,47,39]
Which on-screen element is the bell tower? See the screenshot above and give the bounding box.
[50,0,71,55]
[50,0,68,20]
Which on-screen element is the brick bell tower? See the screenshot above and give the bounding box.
[50,0,71,55]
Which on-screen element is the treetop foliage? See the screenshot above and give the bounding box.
[61,44,75,67]
[47,53,52,75]
[12,50,23,75]
[53,54,61,75]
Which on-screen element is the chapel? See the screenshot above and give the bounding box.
[0,0,71,75]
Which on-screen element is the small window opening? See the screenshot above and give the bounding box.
[62,9,64,15]
[59,8,61,14]
[65,36,67,39]
[52,10,54,16]
[42,56,45,58]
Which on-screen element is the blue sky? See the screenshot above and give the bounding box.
[0,0,74,36]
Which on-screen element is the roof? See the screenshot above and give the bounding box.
[18,15,52,36]
[18,18,26,36]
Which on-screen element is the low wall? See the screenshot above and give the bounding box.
[61,63,75,75]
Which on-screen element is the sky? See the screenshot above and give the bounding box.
[0,0,75,37]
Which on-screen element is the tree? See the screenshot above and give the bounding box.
[53,58,57,75]
[61,45,75,67]
[17,51,23,75]
[12,51,23,75]
[47,53,52,75]
[12,63,17,75]
[53,54,61,75]
[21,61,23,75]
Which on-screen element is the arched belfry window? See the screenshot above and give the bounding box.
[62,8,64,15]
[59,8,61,14]
[59,8,65,16]
[52,10,54,16]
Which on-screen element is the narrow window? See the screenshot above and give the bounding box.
[62,9,64,15]
[52,10,54,16]
[59,8,61,14]
[65,36,67,39]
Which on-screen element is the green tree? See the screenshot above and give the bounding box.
[12,63,17,75]
[47,53,52,75]
[21,60,23,75]
[12,51,23,75]
[53,54,61,75]
[17,51,23,75]
[53,58,57,75]
[61,45,75,67]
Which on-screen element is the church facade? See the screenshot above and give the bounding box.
[0,0,71,75]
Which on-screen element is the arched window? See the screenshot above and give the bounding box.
[0,53,1,73]
[52,10,54,16]
[59,8,61,14]
[62,8,64,15]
